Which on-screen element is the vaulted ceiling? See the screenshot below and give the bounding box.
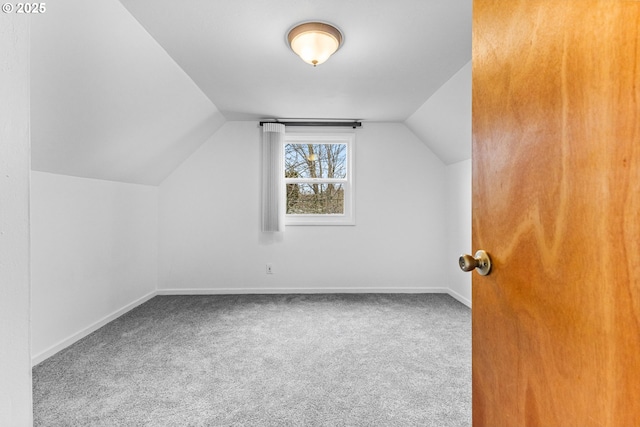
[31,0,471,185]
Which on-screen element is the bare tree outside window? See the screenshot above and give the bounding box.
[284,143,347,214]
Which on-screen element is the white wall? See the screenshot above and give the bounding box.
[0,14,33,426]
[30,172,158,363]
[406,60,472,306]
[159,121,448,293]
[445,160,472,305]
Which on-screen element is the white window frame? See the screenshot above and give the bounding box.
[284,132,355,226]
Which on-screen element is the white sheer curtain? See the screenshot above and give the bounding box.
[261,123,285,232]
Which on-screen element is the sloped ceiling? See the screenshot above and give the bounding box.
[406,61,472,164]
[31,0,225,185]
[31,0,471,185]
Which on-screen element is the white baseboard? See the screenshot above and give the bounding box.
[157,286,451,295]
[31,291,157,366]
[32,286,469,365]
[158,287,470,306]
[447,289,472,308]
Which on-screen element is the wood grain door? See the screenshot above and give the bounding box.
[472,1,640,425]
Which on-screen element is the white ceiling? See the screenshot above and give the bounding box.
[119,0,471,121]
[30,0,471,185]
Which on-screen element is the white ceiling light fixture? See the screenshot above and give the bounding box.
[287,22,343,67]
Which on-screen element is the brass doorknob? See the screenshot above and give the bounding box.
[459,250,492,276]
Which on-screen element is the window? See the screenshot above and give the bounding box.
[284,133,355,225]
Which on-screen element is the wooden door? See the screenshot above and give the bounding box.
[472,1,640,425]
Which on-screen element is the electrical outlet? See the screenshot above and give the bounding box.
[266,264,274,274]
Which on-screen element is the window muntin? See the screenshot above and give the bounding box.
[283,133,354,225]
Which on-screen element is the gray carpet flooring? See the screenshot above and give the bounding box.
[33,294,471,426]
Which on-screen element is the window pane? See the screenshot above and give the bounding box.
[284,143,346,179]
[286,183,344,214]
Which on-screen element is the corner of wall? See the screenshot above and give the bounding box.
[1,13,33,425]
[444,159,472,307]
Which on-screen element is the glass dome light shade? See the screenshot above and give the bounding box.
[288,22,343,66]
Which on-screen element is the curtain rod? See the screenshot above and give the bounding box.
[259,121,362,129]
